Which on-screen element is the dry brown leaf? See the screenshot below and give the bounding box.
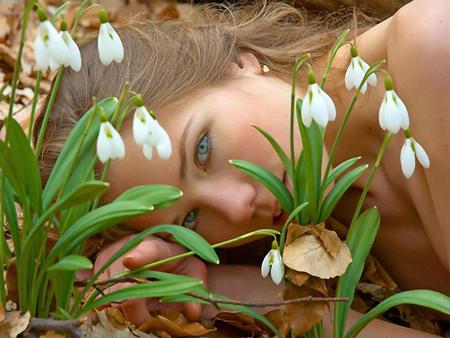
[285,268,309,287]
[0,304,4,322]
[138,310,213,337]
[313,224,342,258]
[263,310,290,338]
[283,234,352,279]
[283,281,325,335]
[214,311,262,335]
[0,310,30,338]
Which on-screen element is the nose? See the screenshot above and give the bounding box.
[194,176,257,225]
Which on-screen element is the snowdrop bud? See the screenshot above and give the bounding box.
[96,119,125,163]
[59,19,82,72]
[378,75,409,134]
[34,8,70,71]
[97,8,124,66]
[301,71,336,128]
[400,136,430,178]
[344,45,377,94]
[261,240,284,285]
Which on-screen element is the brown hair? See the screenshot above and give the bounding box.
[34,1,377,246]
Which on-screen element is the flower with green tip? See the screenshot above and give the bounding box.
[400,136,430,178]
[301,68,336,128]
[97,8,124,66]
[344,46,377,94]
[58,20,82,72]
[34,8,70,71]
[261,240,284,285]
[378,75,409,134]
[96,112,125,163]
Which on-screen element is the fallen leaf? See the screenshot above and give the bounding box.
[283,234,352,279]
[0,304,4,322]
[283,281,325,335]
[285,268,309,287]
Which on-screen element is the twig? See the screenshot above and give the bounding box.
[26,317,85,338]
[74,276,144,287]
[187,293,349,307]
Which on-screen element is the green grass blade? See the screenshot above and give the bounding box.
[48,255,93,272]
[3,179,21,258]
[252,124,293,179]
[229,160,294,213]
[323,157,361,190]
[115,185,182,209]
[345,290,450,338]
[319,164,368,221]
[333,207,380,338]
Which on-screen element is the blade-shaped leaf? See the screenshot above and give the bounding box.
[4,117,42,212]
[230,159,293,213]
[2,179,21,258]
[115,185,182,209]
[48,255,93,272]
[252,124,293,179]
[333,207,380,338]
[57,181,109,210]
[323,157,361,190]
[345,290,450,338]
[319,164,368,221]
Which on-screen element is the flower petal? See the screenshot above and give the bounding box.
[156,127,172,160]
[384,92,402,134]
[108,24,124,63]
[344,61,355,91]
[143,143,153,160]
[98,23,114,66]
[261,251,271,278]
[367,72,377,87]
[320,88,336,121]
[310,87,329,128]
[413,139,430,169]
[400,138,415,178]
[97,123,112,163]
[301,88,313,127]
[378,95,388,130]
[270,250,284,285]
[44,21,69,66]
[393,91,410,130]
[63,31,82,71]
[133,107,152,146]
[34,35,49,70]
[109,123,125,159]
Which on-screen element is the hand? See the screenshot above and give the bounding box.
[94,234,208,325]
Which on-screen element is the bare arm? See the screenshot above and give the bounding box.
[204,265,443,338]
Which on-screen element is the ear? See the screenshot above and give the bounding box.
[225,52,263,76]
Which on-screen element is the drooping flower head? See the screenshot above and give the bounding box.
[132,95,172,160]
[400,130,430,178]
[58,18,82,72]
[97,8,124,66]
[378,75,409,134]
[96,108,125,163]
[344,45,377,94]
[301,68,336,128]
[261,240,284,285]
[34,7,70,71]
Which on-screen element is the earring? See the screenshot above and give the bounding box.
[262,64,270,73]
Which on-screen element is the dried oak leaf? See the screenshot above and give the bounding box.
[283,281,325,335]
[139,309,214,337]
[285,268,309,287]
[0,309,30,338]
[283,233,352,279]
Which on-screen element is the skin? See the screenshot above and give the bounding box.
[93,0,449,334]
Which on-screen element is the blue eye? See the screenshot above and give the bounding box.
[196,133,211,169]
[182,208,198,229]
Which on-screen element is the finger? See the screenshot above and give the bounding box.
[123,236,187,271]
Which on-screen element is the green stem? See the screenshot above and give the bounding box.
[320,30,350,89]
[27,71,42,141]
[0,173,7,305]
[348,132,392,237]
[6,0,36,142]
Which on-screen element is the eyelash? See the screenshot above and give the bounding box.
[182,132,212,229]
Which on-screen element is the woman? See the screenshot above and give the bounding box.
[37,0,449,336]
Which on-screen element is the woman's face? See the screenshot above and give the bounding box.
[106,70,306,244]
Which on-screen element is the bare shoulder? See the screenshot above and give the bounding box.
[385,0,450,272]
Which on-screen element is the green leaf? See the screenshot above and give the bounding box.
[323,157,361,190]
[43,97,118,208]
[56,181,109,210]
[345,290,450,338]
[48,255,93,272]
[333,207,380,338]
[115,185,182,209]
[295,153,310,224]
[319,164,368,221]
[160,294,211,305]
[252,124,293,179]
[279,202,309,252]
[2,178,21,258]
[80,280,203,314]
[229,160,294,213]
[4,117,42,212]
[0,141,24,199]
[50,2,71,24]
[48,201,153,261]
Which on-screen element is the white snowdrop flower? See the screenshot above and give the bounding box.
[400,135,430,178]
[132,95,172,160]
[301,69,336,128]
[97,9,124,66]
[96,114,125,163]
[58,20,81,72]
[261,241,284,285]
[378,75,409,134]
[344,46,377,94]
[34,8,70,71]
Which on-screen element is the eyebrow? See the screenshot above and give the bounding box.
[173,114,195,226]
